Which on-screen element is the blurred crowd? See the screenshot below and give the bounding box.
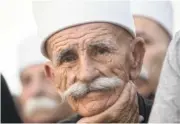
[1,0,180,123]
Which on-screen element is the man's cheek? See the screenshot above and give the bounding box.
[65,71,76,89]
[94,63,115,77]
[108,61,128,78]
[54,68,68,92]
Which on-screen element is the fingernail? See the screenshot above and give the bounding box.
[139,115,144,122]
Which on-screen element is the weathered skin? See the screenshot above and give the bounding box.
[20,64,73,123]
[134,16,170,98]
[45,23,145,122]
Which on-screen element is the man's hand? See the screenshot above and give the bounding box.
[78,82,139,123]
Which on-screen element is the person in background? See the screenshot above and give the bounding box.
[33,1,152,123]
[131,1,173,99]
[18,35,73,123]
[149,31,180,122]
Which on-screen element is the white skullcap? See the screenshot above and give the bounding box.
[18,35,48,72]
[131,0,173,37]
[33,0,136,58]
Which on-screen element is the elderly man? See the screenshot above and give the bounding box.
[132,1,173,99]
[33,1,152,123]
[18,35,73,123]
[149,31,180,122]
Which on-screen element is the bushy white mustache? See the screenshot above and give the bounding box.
[24,96,59,117]
[62,77,122,101]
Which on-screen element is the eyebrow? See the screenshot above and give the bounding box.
[53,40,116,63]
[88,40,116,50]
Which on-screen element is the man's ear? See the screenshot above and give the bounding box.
[44,61,55,83]
[129,37,145,81]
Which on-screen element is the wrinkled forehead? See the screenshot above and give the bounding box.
[46,22,132,58]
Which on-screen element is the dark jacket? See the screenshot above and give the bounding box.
[1,74,22,123]
[59,93,152,123]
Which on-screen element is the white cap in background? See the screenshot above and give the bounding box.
[131,0,173,37]
[18,35,47,72]
[33,0,136,58]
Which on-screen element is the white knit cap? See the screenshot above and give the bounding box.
[33,0,136,58]
[132,0,173,37]
[18,35,48,72]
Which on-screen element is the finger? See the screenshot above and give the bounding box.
[115,82,132,107]
[129,81,137,107]
[98,67,115,77]
[117,82,138,123]
[129,102,139,123]
[132,110,139,123]
[125,96,138,123]
[107,82,132,122]
[130,86,139,123]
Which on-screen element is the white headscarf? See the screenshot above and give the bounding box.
[149,31,180,122]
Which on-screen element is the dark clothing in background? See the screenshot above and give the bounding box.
[60,94,152,123]
[138,93,152,123]
[1,74,22,123]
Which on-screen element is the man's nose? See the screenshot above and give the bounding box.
[78,57,99,83]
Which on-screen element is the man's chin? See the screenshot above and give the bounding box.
[72,90,120,117]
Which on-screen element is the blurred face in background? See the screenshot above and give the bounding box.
[20,63,73,123]
[134,16,170,99]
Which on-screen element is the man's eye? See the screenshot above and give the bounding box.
[61,55,77,63]
[98,48,108,54]
[96,48,109,55]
